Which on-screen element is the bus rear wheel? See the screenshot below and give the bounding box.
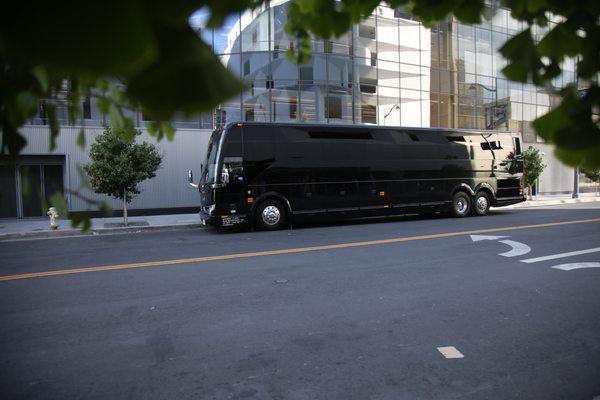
[255,200,286,230]
[472,191,491,216]
[451,191,471,218]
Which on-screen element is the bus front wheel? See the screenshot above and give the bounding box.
[255,199,287,230]
[451,192,471,218]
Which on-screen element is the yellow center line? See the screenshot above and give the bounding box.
[1,217,599,283]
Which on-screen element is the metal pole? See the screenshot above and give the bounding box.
[572,167,579,198]
[573,54,580,199]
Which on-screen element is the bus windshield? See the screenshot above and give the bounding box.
[202,128,223,184]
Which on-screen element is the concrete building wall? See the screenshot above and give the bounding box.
[529,142,575,195]
[19,126,211,212]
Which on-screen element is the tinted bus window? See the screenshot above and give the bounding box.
[243,126,275,162]
[270,126,323,184]
[314,128,370,182]
[242,125,276,184]
[223,126,242,158]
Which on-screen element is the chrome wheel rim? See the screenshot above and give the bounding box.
[455,198,468,214]
[262,205,281,225]
[476,196,488,212]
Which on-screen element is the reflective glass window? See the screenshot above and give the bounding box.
[214,14,241,54]
[400,89,422,127]
[377,7,399,61]
[241,6,270,52]
[272,88,299,122]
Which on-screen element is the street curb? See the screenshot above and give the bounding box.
[2,197,598,241]
[0,223,204,241]
[500,197,600,209]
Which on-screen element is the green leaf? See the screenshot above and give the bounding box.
[0,2,158,75]
[76,165,92,190]
[107,103,125,130]
[126,26,245,120]
[32,66,49,92]
[77,129,86,148]
[46,103,59,151]
[12,92,38,124]
[532,104,570,142]
[163,122,175,141]
[0,125,27,155]
[501,63,529,82]
[49,193,68,218]
[499,28,542,83]
[71,212,92,231]
[96,97,110,114]
[537,22,581,59]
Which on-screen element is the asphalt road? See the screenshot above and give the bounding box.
[1,203,599,400]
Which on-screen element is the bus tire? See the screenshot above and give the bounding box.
[451,191,471,218]
[255,199,287,230]
[472,191,491,216]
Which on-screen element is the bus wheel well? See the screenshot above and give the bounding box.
[451,184,474,198]
[475,186,494,199]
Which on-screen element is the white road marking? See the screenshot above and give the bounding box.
[498,240,531,257]
[437,346,464,359]
[470,235,530,257]
[551,262,600,271]
[470,234,510,242]
[520,247,600,264]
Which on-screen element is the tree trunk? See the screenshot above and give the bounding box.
[123,188,128,226]
[528,186,533,200]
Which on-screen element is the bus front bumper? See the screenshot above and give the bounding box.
[199,210,248,228]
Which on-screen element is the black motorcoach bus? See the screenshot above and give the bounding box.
[188,122,525,229]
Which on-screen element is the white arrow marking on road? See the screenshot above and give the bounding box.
[521,247,600,264]
[470,235,530,257]
[497,240,531,257]
[551,262,600,271]
[470,235,510,242]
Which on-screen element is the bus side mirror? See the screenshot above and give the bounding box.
[188,170,198,188]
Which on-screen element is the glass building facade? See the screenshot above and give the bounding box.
[29,0,576,142]
[191,0,574,143]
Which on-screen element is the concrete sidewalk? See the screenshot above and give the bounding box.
[501,192,600,209]
[1,193,598,240]
[0,213,203,241]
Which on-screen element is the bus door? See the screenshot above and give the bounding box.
[220,125,246,216]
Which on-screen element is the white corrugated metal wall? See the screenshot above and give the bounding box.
[19,126,212,212]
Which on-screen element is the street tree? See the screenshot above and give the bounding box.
[84,125,162,225]
[581,167,600,194]
[582,167,600,182]
[523,146,547,199]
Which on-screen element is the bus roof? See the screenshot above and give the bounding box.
[222,122,521,137]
